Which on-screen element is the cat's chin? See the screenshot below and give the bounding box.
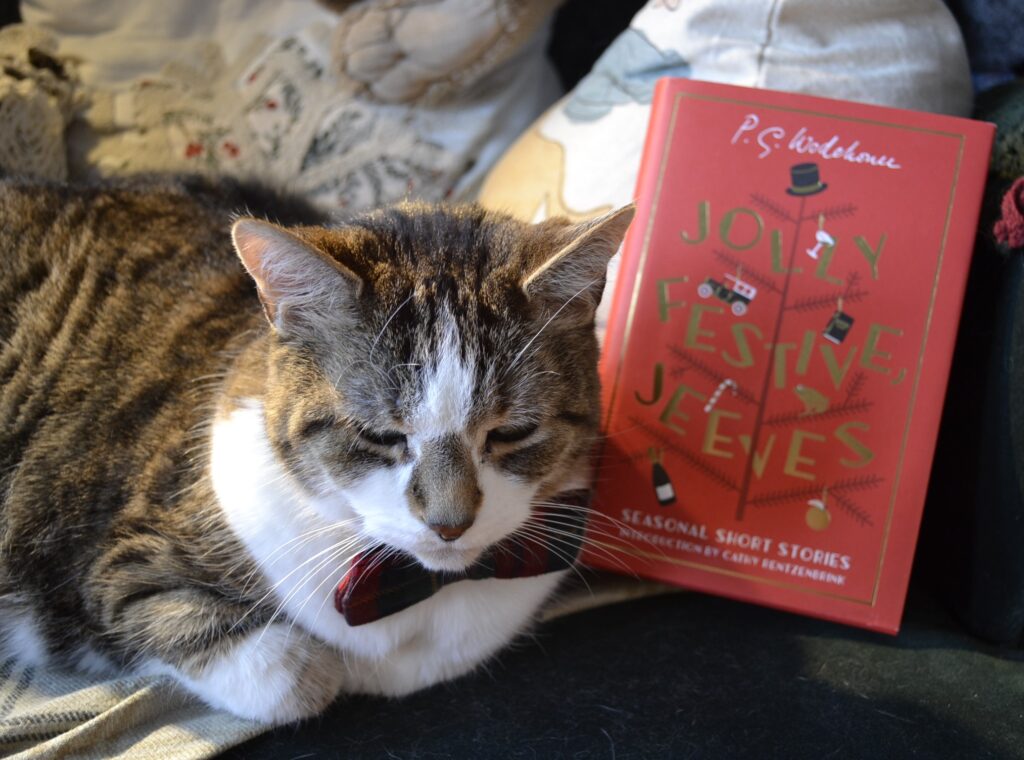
[411,542,486,573]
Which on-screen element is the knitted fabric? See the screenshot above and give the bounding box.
[994,177,1024,250]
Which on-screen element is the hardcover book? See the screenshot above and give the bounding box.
[585,79,995,633]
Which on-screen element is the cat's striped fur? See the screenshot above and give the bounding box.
[0,176,633,722]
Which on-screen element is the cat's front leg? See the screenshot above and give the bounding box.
[92,553,346,724]
[143,622,346,724]
[343,573,565,697]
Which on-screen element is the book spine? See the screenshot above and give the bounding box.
[599,78,681,427]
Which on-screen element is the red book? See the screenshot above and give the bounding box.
[586,79,995,634]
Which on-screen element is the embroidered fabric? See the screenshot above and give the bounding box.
[8,0,561,211]
[330,0,562,107]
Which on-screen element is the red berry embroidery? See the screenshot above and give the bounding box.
[185,142,203,158]
[222,141,240,157]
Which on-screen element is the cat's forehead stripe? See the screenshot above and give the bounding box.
[411,316,475,440]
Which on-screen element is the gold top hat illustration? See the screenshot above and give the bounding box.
[786,162,828,196]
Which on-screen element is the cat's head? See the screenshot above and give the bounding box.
[231,203,634,572]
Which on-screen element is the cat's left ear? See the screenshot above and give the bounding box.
[522,204,636,325]
[231,218,363,334]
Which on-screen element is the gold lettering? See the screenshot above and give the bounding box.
[635,362,663,406]
[814,242,844,285]
[680,201,709,244]
[784,430,825,481]
[657,277,689,323]
[820,343,859,389]
[719,207,763,251]
[703,409,742,459]
[723,322,763,368]
[767,342,796,389]
[739,434,777,479]
[854,234,885,280]
[795,329,815,376]
[771,229,802,274]
[861,323,903,374]
[685,303,722,353]
[659,384,706,436]
[835,421,874,468]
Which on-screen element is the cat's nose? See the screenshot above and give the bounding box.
[428,519,474,542]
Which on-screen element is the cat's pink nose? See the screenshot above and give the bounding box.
[429,520,473,542]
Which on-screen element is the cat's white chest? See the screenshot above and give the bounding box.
[210,402,563,696]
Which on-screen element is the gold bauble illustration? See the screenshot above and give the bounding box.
[805,502,831,531]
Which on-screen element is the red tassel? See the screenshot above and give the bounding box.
[994,177,1024,250]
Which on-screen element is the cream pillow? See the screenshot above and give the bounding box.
[477,0,973,337]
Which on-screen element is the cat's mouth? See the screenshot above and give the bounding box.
[412,541,486,573]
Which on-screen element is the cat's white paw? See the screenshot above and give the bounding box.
[157,624,345,724]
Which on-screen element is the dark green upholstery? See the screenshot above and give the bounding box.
[224,588,1024,759]
[923,79,1024,647]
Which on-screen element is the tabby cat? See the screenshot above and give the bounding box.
[0,176,634,723]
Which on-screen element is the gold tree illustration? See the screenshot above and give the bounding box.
[652,170,883,528]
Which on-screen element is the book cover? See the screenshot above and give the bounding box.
[585,79,995,634]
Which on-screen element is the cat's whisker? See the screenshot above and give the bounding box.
[371,294,412,356]
[503,531,594,595]
[503,277,603,376]
[231,534,368,633]
[387,362,421,379]
[230,518,359,583]
[527,504,616,532]
[530,501,639,536]
[347,544,397,590]
[535,510,671,564]
[287,537,378,639]
[309,544,380,626]
[259,533,367,594]
[235,521,363,591]
[536,528,632,567]
[532,507,663,557]
[339,358,398,394]
[254,542,368,643]
[256,518,364,565]
[532,516,625,545]
[515,521,636,575]
[513,521,594,557]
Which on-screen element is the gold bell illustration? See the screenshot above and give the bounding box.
[806,486,831,531]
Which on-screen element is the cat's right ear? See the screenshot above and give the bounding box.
[231,218,363,334]
[521,204,635,326]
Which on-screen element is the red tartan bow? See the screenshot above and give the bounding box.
[334,491,590,626]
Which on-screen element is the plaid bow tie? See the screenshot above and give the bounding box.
[334,491,589,626]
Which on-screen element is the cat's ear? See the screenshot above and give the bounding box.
[231,218,363,333]
[522,204,636,324]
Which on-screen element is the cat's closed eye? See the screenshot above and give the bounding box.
[298,416,337,438]
[359,428,408,448]
[486,422,539,446]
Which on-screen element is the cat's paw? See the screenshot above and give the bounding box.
[169,624,345,724]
